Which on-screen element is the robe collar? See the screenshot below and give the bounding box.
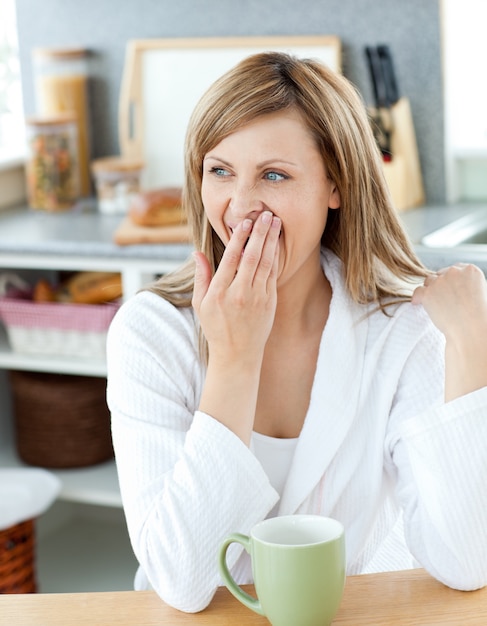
[278,249,369,515]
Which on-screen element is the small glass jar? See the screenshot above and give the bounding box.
[33,48,91,197]
[25,114,80,211]
[91,156,144,215]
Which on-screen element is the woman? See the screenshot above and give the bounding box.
[107,52,487,612]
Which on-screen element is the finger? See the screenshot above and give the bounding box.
[252,215,281,288]
[213,219,253,287]
[267,225,280,294]
[436,266,456,275]
[412,284,425,305]
[423,272,438,286]
[236,211,275,283]
[436,262,470,275]
[191,251,212,312]
[451,262,470,268]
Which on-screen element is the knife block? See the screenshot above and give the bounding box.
[369,97,425,212]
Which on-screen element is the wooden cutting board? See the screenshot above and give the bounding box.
[113,217,191,245]
[119,36,341,189]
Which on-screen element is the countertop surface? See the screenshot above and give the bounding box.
[0,200,487,269]
[1,569,486,626]
[0,202,193,262]
[400,201,487,270]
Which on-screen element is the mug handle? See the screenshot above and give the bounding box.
[218,533,265,616]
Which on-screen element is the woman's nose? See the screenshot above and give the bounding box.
[228,184,265,220]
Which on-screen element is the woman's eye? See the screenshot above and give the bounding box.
[209,166,230,177]
[264,171,287,181]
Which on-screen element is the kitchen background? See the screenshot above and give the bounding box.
[2,0,486,596]
[15,0,445,204]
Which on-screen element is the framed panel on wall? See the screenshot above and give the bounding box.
[118,35,341,189]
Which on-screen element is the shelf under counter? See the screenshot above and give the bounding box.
[0,325,108,377]
[0,203,193,301]
[0,445,122,508]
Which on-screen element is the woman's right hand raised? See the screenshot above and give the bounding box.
[192,210,281,443]
[192,210,281,365]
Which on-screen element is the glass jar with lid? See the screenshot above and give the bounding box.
[25,114,80,211]
[32,47,91,197]
[91,156,144,215]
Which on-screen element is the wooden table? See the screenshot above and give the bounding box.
[1,569,486,625]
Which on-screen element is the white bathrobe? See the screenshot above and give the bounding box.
[107,249,487,612]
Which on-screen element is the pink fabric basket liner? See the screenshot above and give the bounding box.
[0,297,120,332]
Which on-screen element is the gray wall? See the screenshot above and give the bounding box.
[15,0,445,203]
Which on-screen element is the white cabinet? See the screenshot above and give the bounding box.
[0,206,191,592]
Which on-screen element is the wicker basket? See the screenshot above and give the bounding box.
[0,295,119,359]
[9,370,113,469]
[0,518,37,593]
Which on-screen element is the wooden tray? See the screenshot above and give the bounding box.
[118,36,341,189]
[113,216,191,245]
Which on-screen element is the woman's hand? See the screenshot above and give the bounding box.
[413,263,487,401]
[412,263,487,338]
[192,210,281,443]
[192,210,281,364]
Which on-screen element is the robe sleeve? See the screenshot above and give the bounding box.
[107,292,278,612]
[386,318,487,591]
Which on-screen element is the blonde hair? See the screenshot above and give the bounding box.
[148,51,427,310]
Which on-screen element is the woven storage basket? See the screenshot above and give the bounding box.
[9,370,113,469]
[0,518,37,593]
[0,295,119,359]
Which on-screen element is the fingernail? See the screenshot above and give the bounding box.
[242,218,252,231]
[262,211,272,225]
[271,216,281,229]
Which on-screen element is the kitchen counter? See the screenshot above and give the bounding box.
[0,202,193,299]
[0,201,486,273]
[0,202,192,261]
[401,201,487,271]
[1,569,486,626]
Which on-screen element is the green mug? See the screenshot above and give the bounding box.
[218,515,346,626]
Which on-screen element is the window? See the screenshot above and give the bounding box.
[442,0,487,201]
[0,0,24,162]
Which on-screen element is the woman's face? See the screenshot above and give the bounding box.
[201,109,340,287]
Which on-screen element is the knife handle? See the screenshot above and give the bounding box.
[377,44,400,106]
[365,46,387,109]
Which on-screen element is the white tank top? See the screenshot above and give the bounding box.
[250,430,299,518]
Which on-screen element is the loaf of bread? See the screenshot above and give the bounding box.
[128,187,185,227]
[61,272,122,304]
[32,272,122,305]
[33,279,57,302]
